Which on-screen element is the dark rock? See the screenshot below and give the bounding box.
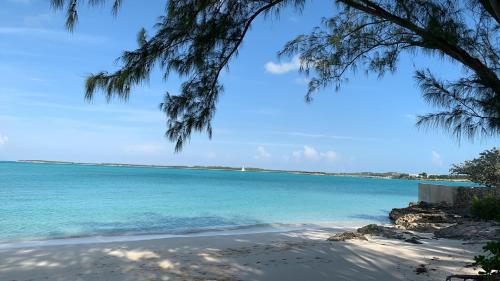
[389,202,463,232]
[358,224,405,239]
[357,224,425,244]
[327,231,367,241]
[415,264,428,275]
[434,221,500,240]
[405,237,423,244]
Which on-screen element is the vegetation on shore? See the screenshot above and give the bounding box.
[471,196,500,221]
[472,196,500,280]
[451,148,500,188]
[465,148,500,279]
[15,160,469,182]
[328,147,500,279]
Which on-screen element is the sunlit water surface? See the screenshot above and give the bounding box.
[0,161,474,243]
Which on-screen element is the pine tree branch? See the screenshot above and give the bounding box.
[338,0,500,94]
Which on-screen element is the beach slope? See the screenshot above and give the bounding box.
[0,229,480,281]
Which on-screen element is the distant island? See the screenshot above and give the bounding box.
[16,160,469,182]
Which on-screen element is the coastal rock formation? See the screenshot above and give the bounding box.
[327,231,367,241]
[357,224,424,244]
[389,202,462,232]
[434,221,500,240]
[330,201,499,244]
[357,224,402,238]
[389,202,500,241]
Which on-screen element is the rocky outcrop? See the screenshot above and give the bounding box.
[328,224,425,244]
[389,202,463,232]
[328,201,499,243]
[327,231,367,241]
[389,202,500,240]
[434,221,500,240]
[357,224,402,238]
[357,224,424,244]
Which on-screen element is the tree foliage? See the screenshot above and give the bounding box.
[474,241,500,278]
[51,0,500,150]
[281,0,500,139]
[450,147,500,188]
[471,196,500,220]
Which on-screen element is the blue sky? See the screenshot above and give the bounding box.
[0,0,498,173]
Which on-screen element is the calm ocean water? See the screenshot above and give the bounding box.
[0,161,473,243]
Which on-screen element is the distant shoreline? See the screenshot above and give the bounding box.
[13,160,470,182]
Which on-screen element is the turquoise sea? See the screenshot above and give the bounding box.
[0,161,473,243]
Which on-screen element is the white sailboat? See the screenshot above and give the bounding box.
[241,165,246,172]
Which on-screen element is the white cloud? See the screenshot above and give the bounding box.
[264,56,301,74]
[292,145,338,162]
[320,151,338,161]
[431,151,443,166]
[303,145,320,160]
[254,146,272,160]
[0,134,8,146]
[123,144,165,155]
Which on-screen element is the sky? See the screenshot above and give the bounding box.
[0,0,498,174]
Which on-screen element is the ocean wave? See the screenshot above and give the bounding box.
[0,220,372,250]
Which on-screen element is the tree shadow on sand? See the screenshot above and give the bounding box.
[0,228,480,281]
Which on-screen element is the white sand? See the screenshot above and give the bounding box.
[0,228,482,281]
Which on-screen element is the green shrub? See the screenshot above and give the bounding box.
[471,196,500,221]
[450,148,500,188]
[474,241,500,278]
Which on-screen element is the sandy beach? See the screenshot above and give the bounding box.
[0,228,482,281]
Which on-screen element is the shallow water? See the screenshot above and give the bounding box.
[0,161,473,243]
